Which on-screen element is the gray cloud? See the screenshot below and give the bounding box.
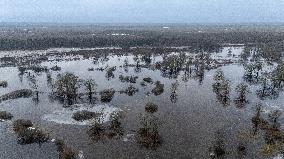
[1,0,284,23]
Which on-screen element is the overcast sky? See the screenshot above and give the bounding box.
[1,0,284,23]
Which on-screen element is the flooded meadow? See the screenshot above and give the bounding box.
[0,46,284,159]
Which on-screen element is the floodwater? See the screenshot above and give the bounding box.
[0,46,283,159]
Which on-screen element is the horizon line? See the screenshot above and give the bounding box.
[1,21,284,26]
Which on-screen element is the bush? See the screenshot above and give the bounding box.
[145,103,158,113]
[123,85,139,96]
[100,89,115,102]
[55,139,76,159]
[119,75,138,83]
[143,77,153,83]
[51,65,61,71]
[13,119,48,144]
[106,113,124,138]
[88,122,105,141]
[72,110,100,121]
[0,111,13,120]
[151,81,164,96]
[0,81,8,87]
[137,128,161,149]
[137,114,161,149]
[13,119,33,133]
[105,67,116,79]
[60,147,76,159]
[0,89,33,102]
[17,128,49,144]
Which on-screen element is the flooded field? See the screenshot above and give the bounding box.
[0,46,284,159]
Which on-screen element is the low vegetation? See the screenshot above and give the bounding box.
[122,85,139,96]
[212,69,231,106]
[137,113,161,149]
[0,89,33,102]
[0,81,8,87]
[143,77,153,83]
[0,111,13,120]
[88,121,106,141]
[151,81,164,96]
[100,89,115,102]
[83,79,97,102]
[105,67,116,79]
[119,75,138,83]
[50,65,61,71]
[55,139,76,159]
[88,112,124,141]
[13,119,49,144]
[145,103,158,113]
[234,83,250,107]
[72,110,100,121]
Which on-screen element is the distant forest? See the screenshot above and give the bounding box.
[0,24,284,60]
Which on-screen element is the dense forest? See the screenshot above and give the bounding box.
[0,24,284,60]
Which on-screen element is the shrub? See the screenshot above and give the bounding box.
[137,128,161,149]
[0,89,33,102]
[137,114,161,149]
[88,68,94,71]
[123,85,139,96]
[17,128,49,144]
[72,110,100,121]
[83,79,96,101]
[13,119,48,144]
[106,113,124,138]
[100,89,115,102]
[13,119,33,133]
[143,77,153,83]
[105,66,116,79]
[145,103,158,113]
[151,81,164,96]
[51,65,61,71]
[119,75,138,83]
[88,121,105,141]
[0,111,13,120]
[0,81,8,87]
[55,139,76,159]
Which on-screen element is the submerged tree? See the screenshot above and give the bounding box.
[159,54,186,79]
[54,73,80,105]
[243,64,254,83]
[100,89,115,102]
[217,79,231,106]
[27,73,39,102]
[209,132,226,158]
[251,107,284,155]
[46,71,53,87]
[212,69,231,106]
[152,81,164,96]
[137,113,161,149]
[170,81,179,103]
[243,62,262,84]
[251,104,264,135]
[88,112,124,141]
[240,46,251,61]
[271,63,284,89]
[234,83,250,107]
[88,120,105,141]
[213,69,225,89]
[256,73,279,100]
[106,112,124,139]
[83,79,97,102]
[105,66,116,79]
